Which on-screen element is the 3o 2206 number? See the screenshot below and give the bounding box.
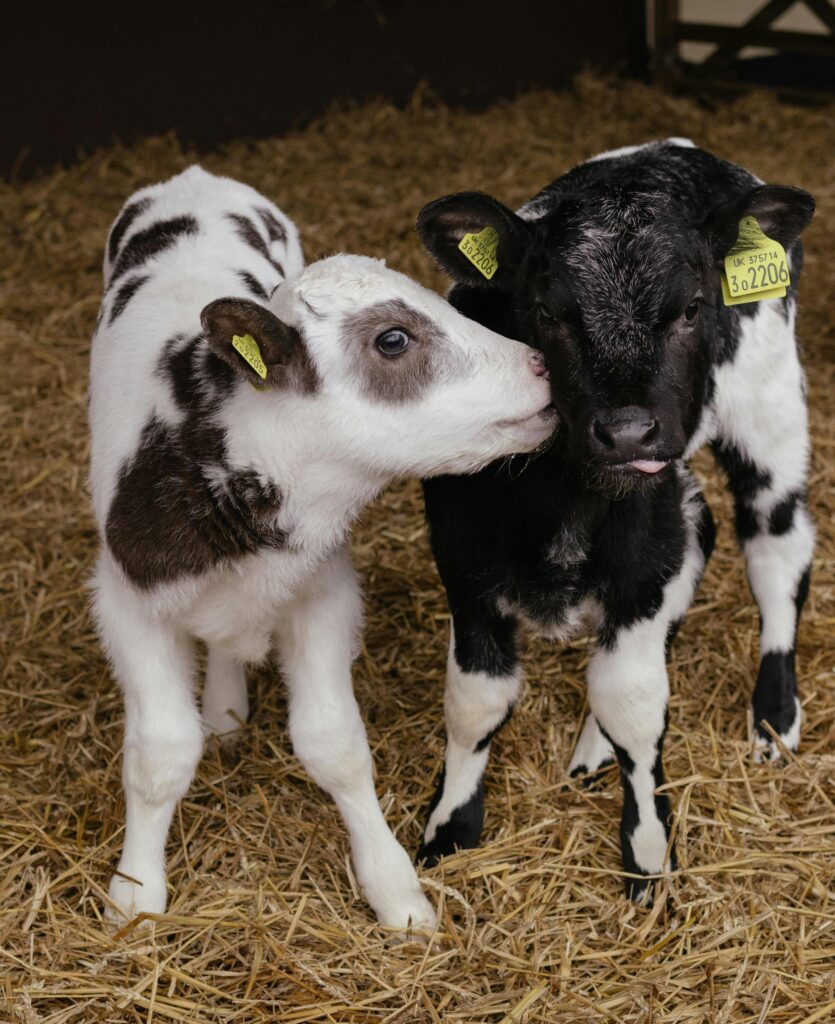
[730,259,789,294]
[462,241,496,276]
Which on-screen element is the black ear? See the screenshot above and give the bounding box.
[416,191,533,289]
[201,298,317,391]
[704,185,815,262]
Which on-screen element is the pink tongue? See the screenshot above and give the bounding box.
[629,460,668,474]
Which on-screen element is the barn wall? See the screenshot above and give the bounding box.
[3,0,646,178]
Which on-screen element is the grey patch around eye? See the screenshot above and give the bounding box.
[340,299,458,404]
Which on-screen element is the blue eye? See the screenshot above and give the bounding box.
[375,328,410,357]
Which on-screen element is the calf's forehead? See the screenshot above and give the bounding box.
[539,192,703,329]
[293,256,449,323]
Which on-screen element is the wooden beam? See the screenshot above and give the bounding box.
[676,23,835,59]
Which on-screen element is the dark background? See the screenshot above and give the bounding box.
[2,0,648,179]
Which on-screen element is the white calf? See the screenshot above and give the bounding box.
[89,166,554,931]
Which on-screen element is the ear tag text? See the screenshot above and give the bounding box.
[721,216,789,306]
[459,225,499,280]
[232,333,268,380]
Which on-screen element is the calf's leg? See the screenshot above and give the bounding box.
[418,605,519,865]
[93,559,204,921]
[571,488,715,785]
[711,314,814,759]
[202,646,248,742]
[274,545,435,932]
[589,478,708,901]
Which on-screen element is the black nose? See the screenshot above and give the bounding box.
[589,406,659,463]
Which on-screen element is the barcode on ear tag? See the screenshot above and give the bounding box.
[232,333,268,379]
[459,226,499,280]
[722,216,789,306]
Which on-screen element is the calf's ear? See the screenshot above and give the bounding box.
[417,191,533,289]
[201,298,316,391]
[704,185,815,262]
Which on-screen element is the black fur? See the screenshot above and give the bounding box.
[106,336,285,588]
[110,215,199,283]
[417,768,484,867]
[768,489,802,536]
[227,213,285,278]
[108,197,152,264]
[712,441,773,542]
[753,652,798,741]
[237,270,270,300]
[256,206,288,244]
[109,274,150,324]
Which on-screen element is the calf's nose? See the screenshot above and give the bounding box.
[590,407,659,461]
[529,350,549,379]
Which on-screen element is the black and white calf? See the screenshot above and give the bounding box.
[89,166,556,929]
[415,139,815,899]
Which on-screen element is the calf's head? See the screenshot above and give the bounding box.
[201,255,554,479]
[417,181,814,493]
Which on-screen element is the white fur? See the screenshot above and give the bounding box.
[709,295,813,754]
[567,713,614,776]
[586,470,706,877]
[202,647,248,741]
[423,629,521,846]
[91,167,554,930]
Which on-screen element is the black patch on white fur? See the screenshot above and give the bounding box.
[794,565,811,621]
[753,652,799,740]
[603,724,674,902]
[768,489,802,535]
[237,270,269,300]
[108,197,152,264]
[417,768,484,867]
[109,274,150,324]
[110,215,199,283]
[712,442,773,542]
[751,562,811,746]
[256,206,287,243]
[106,415,286,589]
[109,333,287,588]
[227,213,285,278]
[474,704,514,753]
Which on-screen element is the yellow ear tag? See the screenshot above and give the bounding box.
[721,216,790,306]
[232,333,268,380]
[458,225,499,280]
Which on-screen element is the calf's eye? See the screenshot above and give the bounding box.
[375,328,410,357]
[536,302,558,324]
[684,298,701,322]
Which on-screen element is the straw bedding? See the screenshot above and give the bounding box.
[1,75,833,1023]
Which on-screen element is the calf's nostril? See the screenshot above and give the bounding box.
[530,351,548,378]
[641,419,660,445]
[592,419,615,449]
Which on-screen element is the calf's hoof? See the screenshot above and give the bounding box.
[751,696,802,763]
[202,702,247,746]
[624,873,658,906]
[373,887,437,936]
[106,870,167,924]
[418,782,484,867]
[359,842,437,936]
